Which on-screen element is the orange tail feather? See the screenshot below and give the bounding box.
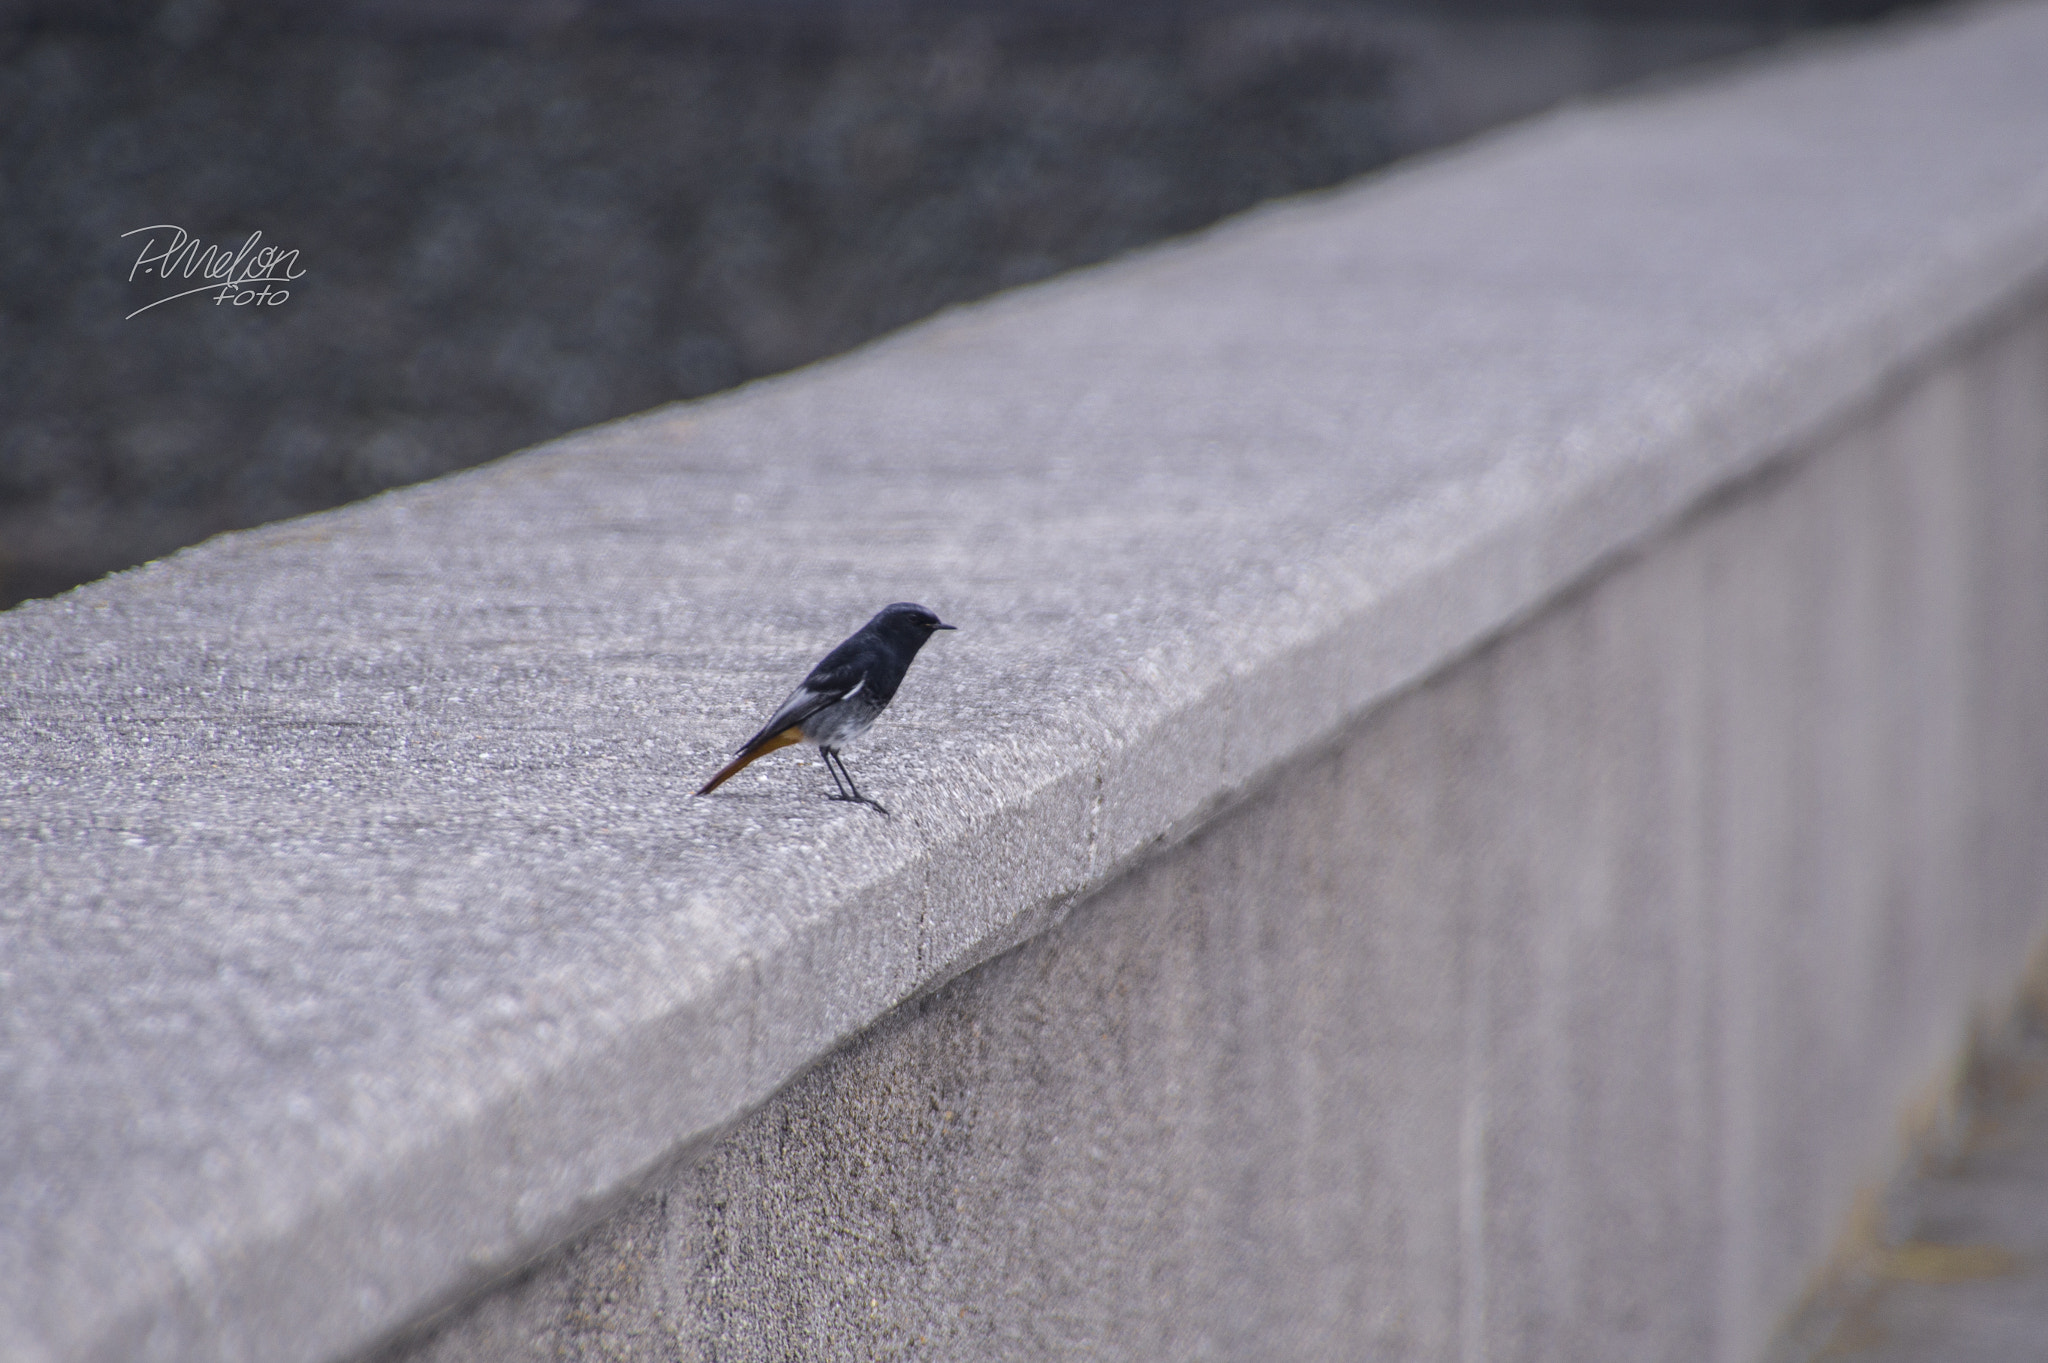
[695,727,803,795]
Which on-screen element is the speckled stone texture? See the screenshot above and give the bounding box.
[378,304,2048,1363]
[7,3,2048,1361]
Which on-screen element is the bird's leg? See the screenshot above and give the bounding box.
[819,746,852,800]
[823,748,889,816]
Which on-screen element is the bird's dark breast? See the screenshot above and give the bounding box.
[856,648,913,705]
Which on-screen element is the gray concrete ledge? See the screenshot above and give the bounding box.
[7,3,2048,1360]
[382,301,2048,1361]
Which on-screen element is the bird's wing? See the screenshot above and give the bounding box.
[734,661,867,754]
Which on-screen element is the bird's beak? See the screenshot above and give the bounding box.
[933,622,957,630]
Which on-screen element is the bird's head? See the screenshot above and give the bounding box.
[871,602,957,645]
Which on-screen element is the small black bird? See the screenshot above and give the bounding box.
[695,602,956,814]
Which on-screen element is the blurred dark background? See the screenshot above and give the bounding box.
[0,0,1927,608]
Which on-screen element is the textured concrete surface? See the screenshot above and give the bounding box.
[377,302,2048,1363]
[7,3,2048,1361]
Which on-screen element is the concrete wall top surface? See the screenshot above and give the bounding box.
[7,4,2048,1360]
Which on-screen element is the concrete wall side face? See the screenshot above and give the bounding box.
[380,309,2048,1363]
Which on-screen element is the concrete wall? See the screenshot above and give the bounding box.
[6,3,2048,1362]
[377,300,2048,1363]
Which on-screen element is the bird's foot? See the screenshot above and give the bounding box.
[827,792,891,816]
